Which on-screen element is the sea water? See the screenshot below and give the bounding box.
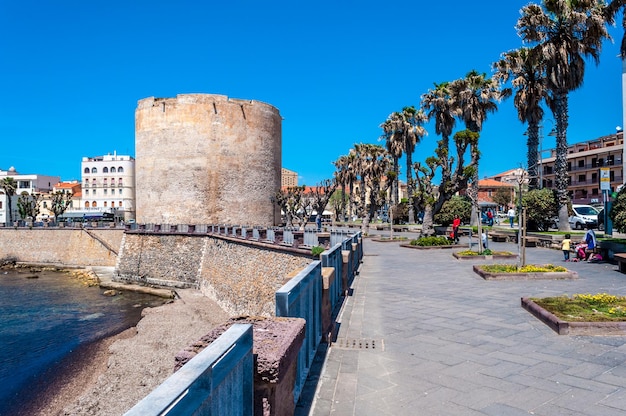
[0,269,166,415]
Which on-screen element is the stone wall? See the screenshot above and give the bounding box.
[116,233,312,317]
[0,228,122,266]
[135,94,282,226]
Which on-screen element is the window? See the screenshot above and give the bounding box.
[0,202,2,209]
[119,189,123,195]
[118,178,123,186]
[85,189,89,195]
[591,172,598,182]
[608,155,615,166]
[104,201,108,207]
[578,174,586,183]
[118,167,124,173]
[592,188,599,195]
[84,167,90,174]
[18,181,29,189]
[118,201,123,207]
[103,167,109,173]
[84,201,90,208]
[92,178,96,186]
[104,189,108,195]
[578,160,585,168]
[92,201,97,207]
[611,170,615,181]
[566,162,571,172]
[103,178,108,185]
[91,167,97,173]
[111,178,115,187]
[111,167,116,173]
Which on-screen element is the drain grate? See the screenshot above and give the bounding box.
[333,338,383,350]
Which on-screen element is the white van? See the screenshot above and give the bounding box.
[569,204,599,229]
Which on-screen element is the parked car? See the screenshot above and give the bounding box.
[569,204,599,230]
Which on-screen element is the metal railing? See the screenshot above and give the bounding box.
[275,261,323,403]
[124,324,253,416]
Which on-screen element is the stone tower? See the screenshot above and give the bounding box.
[135,94,281,225]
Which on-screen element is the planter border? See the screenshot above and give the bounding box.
[521,297,626,335]
[473,265,577,280]
[453,253,518,260]
[400,243,469,250]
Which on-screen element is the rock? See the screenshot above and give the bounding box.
[103,290,119,297]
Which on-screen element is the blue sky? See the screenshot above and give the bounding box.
[1,0,624,185]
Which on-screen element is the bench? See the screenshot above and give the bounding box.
[523,237,539,247]
[490,233,508,242]
[615,253,626,273]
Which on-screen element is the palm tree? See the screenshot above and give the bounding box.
[517,0,610,231]
[1,177,17,225]
[605,1,626,55]
[384,107,427,224]
[493,47,550,190]
[421,81,457,205]
[449,70,500,239]
[380,118,403,207]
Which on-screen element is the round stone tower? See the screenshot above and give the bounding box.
[135,94,281,225]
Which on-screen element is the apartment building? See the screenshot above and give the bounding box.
[540,131,623,204]
[78,152,136,221]
[281,168,298,187]
[0,167,60,225]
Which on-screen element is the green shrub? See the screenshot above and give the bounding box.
[410,236,451,246]
[311,246,325,257]
[435,195,471,226]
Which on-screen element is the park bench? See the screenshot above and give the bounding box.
[490,233,508,242]
[615,253,626,273]
[523,236,539,247]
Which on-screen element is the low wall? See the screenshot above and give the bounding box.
[116,233,313,317]
[0,228,122,266]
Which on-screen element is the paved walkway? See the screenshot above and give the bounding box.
[306,237,626,415]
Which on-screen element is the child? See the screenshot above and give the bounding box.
[561,233,572,261]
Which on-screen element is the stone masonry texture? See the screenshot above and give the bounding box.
[0,229,122,266]
[135,94,282,226]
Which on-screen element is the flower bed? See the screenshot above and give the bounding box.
[453,250,517,260]
[473,264,576,280]
[522,294,626,335]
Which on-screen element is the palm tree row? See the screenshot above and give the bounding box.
[331,0,621,235]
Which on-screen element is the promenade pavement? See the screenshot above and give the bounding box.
[304,233,626,415]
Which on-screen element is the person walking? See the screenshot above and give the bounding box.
[561,233,572,261]
[452,215,461,244]
[507,207,515,228]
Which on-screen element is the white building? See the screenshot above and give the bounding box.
[0,167,60,225]
[76,152,136,221]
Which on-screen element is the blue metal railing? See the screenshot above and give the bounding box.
[321,244,343,308]
[275,261,322,403]
[124,324,253,416]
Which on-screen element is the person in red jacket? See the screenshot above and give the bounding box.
[452,215,461,244]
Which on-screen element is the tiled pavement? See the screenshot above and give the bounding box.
[305,237,626,415]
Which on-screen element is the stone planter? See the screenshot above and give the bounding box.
[522,297,626,335]
[473,265,577,280]
[401,243,469,250]
[452,253,517,260]
[599,240,626,260]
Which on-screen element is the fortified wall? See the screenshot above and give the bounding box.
[135,94,282,226]
[0,228,313,317]
[116,233,312,317]
[0,228,122,266]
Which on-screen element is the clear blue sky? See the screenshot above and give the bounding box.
[1,0,624,185]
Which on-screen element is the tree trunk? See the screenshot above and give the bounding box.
[527,123,540,190]
[407,153,415,224]
[421,204,435,236]
[554,92,572,231]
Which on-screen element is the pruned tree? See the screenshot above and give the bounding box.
[50,191,73,221]
[310,179,338,223]
[415,129,480,236]
[17,192,42,223]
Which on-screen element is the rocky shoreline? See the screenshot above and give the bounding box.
[27,288,229,416]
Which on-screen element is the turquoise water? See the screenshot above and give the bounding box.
[0,269,165,416]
